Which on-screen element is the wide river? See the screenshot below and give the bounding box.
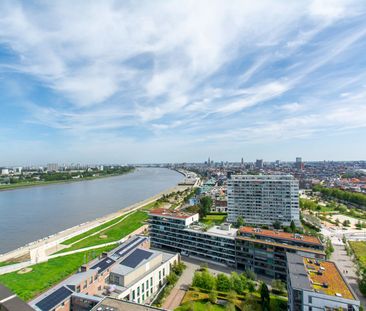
[0,167,183,254]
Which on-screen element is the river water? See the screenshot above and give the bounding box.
[0,167,183,254]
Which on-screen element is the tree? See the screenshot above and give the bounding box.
[231,272,245,293]
[216,273,231,292]
[236,216,245,228]
[201,270,216,290]
[166,272,178,285]
[290,220,296,233]
[260,282,270,311]
[273,220,282,229]
[247,280,256,293]
[359,268,366,296]
[225,302,236,311]
[199,196,213,217]
[244,268,257,281]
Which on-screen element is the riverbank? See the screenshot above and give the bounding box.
[0,168,135,192]
[0,184,190,262]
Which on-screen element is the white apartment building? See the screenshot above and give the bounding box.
[108,247,179,305]
[227,175,300,226]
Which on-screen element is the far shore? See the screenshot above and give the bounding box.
[0,168,136,192]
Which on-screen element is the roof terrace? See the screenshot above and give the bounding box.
[149,208,197,220]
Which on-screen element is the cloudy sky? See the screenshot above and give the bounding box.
[0,0,366,165]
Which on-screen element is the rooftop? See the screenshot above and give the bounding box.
[91,297,166,310]
[287,253,357,301]
[239,227,322,246]
[149,208,197,220]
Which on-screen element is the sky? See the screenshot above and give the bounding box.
[0,0,366,165]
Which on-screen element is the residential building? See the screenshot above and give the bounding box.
[0,284,34,311]
[30,235,150,311]
[236,227,325,280]
[149,209,323,279]
[287,253,360,311]
[91,297,166,311]
[227,175,300,226]
[108,247,179,304]
[149,208,237,266]
[46,163,59,172]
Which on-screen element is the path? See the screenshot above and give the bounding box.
[330,240,366,307]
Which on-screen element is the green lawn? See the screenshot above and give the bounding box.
[349,241,366,267]
[58,211,148,252]
[0,245,115,301]
[0,261,16,267]
[201,213,227,226]
[175,301,226,311]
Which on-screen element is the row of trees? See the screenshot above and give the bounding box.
[313,185,366,207]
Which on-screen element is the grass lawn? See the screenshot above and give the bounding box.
[0,261,16,267]
[175,300,226,311]
[58,211,148,252]
[0,245,115,301]
[201,213,227,226]
[349,241,366,267]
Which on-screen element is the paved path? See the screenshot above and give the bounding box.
[331,242,366,307]
[162,256,239,310]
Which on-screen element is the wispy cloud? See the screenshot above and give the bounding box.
[0,0,366,162]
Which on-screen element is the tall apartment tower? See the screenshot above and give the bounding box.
[295,157,304,170]
[255,159,263,169]
[227,175,300,226]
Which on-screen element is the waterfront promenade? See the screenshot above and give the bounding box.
[0,185,188,266]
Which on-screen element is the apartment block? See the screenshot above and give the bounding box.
[149,208,237,266]
[287,253,360,311]
[236,227,325,281]
[227,175,300,226]
[149,209,324,280]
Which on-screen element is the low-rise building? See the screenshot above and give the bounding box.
[108,247,179,305]
[287,253,360,311]
[91,297,166,311]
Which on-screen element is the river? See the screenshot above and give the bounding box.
[0,167,183,254]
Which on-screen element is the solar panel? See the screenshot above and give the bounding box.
[35,286,72,311]
[120,248,153,268]
[114,236,147,258]
[91,257,116,273]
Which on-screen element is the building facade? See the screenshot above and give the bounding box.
[227,175,300,226]
[149,209,324,280]
[287,253,360,311]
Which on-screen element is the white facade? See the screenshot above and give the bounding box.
[109,249,179,305]
[227,175,300,226]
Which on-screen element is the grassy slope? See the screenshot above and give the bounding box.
[349,241,366,267]
[0,245,115,301]
[58,211,148,253]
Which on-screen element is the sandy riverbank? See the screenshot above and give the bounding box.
[0,184,190,262]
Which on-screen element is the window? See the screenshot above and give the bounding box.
[151,288,153,294]
[142,283,145,293]
[146,280,148,289]
[159,271,161,279]
[83,280,87,289]
[142,294,145,301]
[137,286,140,296]
[150,277,153,286]
[308,296,312,303]
[163,268,165,276]
[76,285,81,293]
[132,290,135,300]
[138,298,140,304]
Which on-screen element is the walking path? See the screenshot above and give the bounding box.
[330,240,366,307]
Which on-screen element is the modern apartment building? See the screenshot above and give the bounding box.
[149,209,324,279]
[236,227,325,280]
[108,247,179,305]
[287,253,360,311]
[227,175,300,226]
[149,208,237,266]
[91,297,167,311]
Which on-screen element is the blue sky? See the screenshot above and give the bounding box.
[1,0,366,165]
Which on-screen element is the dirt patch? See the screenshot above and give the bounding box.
[17,267,32,274]
[99,234,108,239]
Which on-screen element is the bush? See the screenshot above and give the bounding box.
[216,273,231,292]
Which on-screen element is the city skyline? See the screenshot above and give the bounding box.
[1,1,366,164]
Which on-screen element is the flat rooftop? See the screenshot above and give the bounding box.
[91,297,166,310]
[287,253,357,300]
[149,208,197,220]
[239,227,322,246]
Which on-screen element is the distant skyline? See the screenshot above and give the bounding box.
[1,0,366,165]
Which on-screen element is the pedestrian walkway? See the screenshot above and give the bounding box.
[331,244,366,307]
